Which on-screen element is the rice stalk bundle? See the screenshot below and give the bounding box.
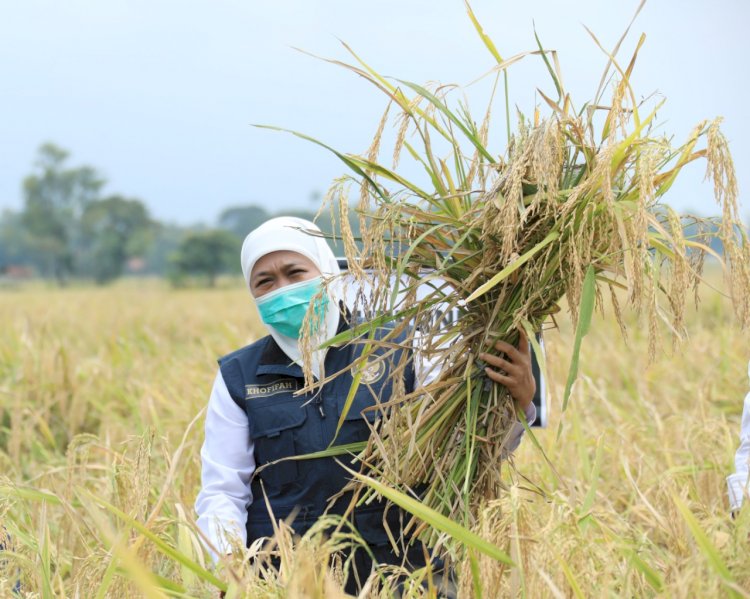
[276,9,750,553]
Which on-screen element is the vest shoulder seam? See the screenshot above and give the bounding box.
[217,336,270,365]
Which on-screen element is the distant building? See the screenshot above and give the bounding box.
[125,257,146,274]
[0,264,33,279]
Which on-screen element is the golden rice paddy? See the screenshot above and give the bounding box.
[0,275,748,597]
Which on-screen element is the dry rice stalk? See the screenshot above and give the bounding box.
[289,18,750,564]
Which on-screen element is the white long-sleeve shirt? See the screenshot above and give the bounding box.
[727,361,750,512]
[195,351,537,560]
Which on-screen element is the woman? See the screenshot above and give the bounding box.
[727,361,750,516]
[195,216,537,589]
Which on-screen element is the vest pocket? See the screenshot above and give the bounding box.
[353,502,403,546]
[334,384,384,447]
[248,401,307,488]
[339,377,388,422]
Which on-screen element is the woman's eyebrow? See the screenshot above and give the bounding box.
[251,270,274,282]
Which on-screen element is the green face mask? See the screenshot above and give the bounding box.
[255,276,329,339]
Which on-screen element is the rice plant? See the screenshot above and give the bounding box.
[270,3,750,559]
[0,278,748,596]
[1,8,749,598]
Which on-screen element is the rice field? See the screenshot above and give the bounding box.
[0,275,748,597]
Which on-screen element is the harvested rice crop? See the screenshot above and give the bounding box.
[274,5,750,555]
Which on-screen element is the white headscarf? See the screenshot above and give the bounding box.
[241,216,342,380]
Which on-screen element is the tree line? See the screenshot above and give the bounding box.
[2,143,734,288]
[0,143,355,286]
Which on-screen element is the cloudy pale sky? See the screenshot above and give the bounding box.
[1,0,747,225]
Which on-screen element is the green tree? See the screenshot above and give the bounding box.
[21,143,105,284]
[217,205,270,239]
[80,196,154,284]
[169,229,239,287]
[0,210,33,270]
[216,203,360,255]
[141,223,184,275]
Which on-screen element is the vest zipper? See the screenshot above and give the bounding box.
[315,393,326,418]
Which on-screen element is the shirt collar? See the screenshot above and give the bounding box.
[256,309,352,378]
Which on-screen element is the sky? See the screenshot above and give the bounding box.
[1,0,748,226]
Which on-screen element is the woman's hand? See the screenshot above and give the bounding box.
[478,328,536,413]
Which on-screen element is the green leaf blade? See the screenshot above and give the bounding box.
[561,265,596,413]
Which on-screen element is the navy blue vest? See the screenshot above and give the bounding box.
[218,316,416,546]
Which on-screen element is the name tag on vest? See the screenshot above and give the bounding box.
[245,379,298,399]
